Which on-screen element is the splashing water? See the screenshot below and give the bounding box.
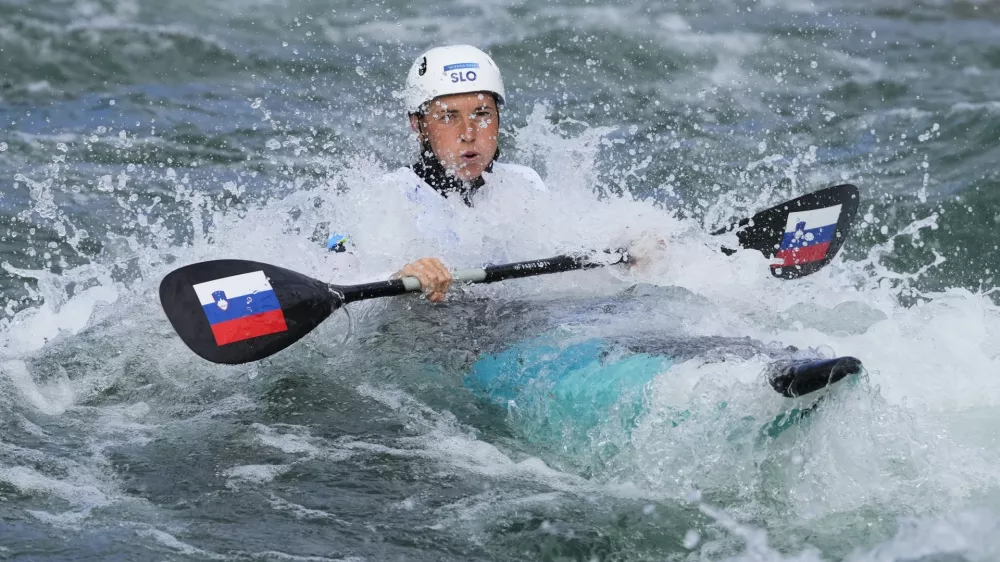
[2,0,1000,560]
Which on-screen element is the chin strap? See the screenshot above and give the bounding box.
[411,147,489,207]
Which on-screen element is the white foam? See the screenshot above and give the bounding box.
[0,360,75,416]
[0,466,110,508]
[950,101,1000,114]
[690,503,1000,562]
[138,529,227,560]
[886,107,934,120]
[350,384,591,490]
[221,464,290,485]
[252,424,321,456]
[848,510,1000,562]
[250,553,357,562]
[26,509,93,527]
[760,0,818,12]
[140,527,348,561]
[0,283,118,358]
[267,494,347,524]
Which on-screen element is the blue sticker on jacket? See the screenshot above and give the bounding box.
[327,233,350,252]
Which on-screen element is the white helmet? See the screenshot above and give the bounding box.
[403,45,506,114]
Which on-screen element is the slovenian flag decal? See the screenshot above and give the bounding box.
[192,271,288,346]
[774,205,842,267]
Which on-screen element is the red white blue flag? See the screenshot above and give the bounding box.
[192,271,288,346]
[774,205,842,268]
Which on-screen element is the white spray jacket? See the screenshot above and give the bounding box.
[324,162,548,276]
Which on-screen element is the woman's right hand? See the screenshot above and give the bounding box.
[626,231,668,273]
[395,257,453,303]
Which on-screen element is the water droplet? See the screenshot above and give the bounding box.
[683,530,701,549]
[95,175,114,191]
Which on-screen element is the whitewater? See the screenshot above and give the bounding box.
[1,0,999,560]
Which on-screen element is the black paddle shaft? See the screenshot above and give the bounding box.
[337,251,628,304]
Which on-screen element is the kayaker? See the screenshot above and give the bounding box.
[329,44,548,302]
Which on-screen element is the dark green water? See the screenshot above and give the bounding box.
[1,0,999,560]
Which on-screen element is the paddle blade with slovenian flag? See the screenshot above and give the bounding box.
[159,260,341,364]
[715,184,859,279]
[775,205,842,270]
[192,271,288,345]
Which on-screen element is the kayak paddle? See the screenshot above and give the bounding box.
[159,184,859,364]
[715,183,859,279]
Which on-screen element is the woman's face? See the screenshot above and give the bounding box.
[410,92,499,181]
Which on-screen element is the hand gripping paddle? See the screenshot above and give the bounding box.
[159,184,859,364]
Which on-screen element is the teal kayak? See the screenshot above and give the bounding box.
[464,333,862,452]
[466,336,671,447]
